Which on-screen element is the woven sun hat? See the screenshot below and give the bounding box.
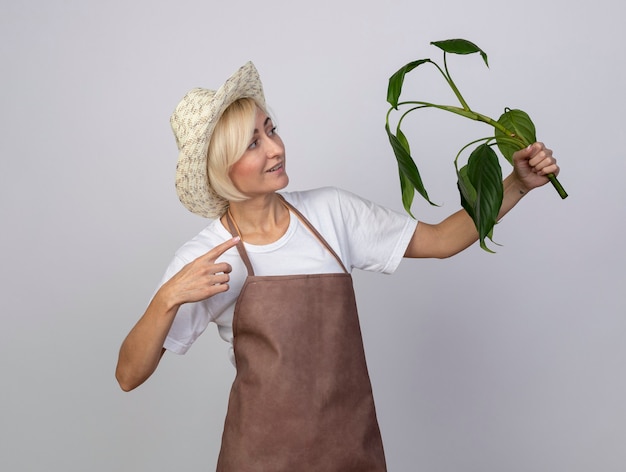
[170,61,266,218]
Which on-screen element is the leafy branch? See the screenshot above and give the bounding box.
[385,38,567,252]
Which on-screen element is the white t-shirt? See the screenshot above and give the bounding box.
[159,187,417,363]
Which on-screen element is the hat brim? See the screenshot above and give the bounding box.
[171,61,266,218]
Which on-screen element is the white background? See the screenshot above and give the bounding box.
[2,1,625,471]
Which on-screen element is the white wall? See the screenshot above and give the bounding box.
[1,1,624,470]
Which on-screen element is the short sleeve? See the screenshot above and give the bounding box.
[153,255,213,354]
[334,188,417,274]
[283,187,417,275]
[156,223,245,355]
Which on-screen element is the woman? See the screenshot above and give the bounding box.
[115,62,559,471]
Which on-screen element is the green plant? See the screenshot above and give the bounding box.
[385,38,567,252]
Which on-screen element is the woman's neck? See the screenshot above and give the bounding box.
[223,192,290,245]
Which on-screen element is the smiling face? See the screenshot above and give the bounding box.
[228,107,289,198]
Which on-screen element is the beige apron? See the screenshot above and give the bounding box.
[216,199,387,471]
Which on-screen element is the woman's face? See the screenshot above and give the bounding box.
[229,107,288,198]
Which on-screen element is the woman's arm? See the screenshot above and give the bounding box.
[404,143,559,259]
[115,237,240,391]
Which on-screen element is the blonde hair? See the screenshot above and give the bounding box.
[207,97,266,203]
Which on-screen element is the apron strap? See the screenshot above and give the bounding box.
[224,210,256,276]
[223,194,350,276]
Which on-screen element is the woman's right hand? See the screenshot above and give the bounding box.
[115,236,240,391]
[159,236,240,309]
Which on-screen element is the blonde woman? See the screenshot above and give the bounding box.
[116,62,559,471]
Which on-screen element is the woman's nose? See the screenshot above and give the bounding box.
[266,138,283,158]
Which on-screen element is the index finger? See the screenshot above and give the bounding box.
[204,236,241,262]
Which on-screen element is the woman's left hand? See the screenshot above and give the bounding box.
[511,142,560,193]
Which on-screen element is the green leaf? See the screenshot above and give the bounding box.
[465,144,503,251]
[385,124,436,207]
[396,126,411,151]
[399,170,416,217]
[431,39,489,67]
[387,59,431,108]
[396,128,416,217]
[495,109,536,163]
[456,164,476,221]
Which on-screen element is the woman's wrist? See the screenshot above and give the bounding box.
[497,173,529,221]
[152,284,182,317]
[504,172,531,198]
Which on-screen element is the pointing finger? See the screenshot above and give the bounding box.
[204,236,241,262]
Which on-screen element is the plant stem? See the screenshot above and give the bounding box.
[443,53,471,111]
[391,102,568,199]
[397,105,431,132]
[547,174,568,198]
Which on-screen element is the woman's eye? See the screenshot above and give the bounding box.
[248,140,258,150]
[268,126,277,136]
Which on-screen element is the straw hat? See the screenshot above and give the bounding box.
[170,61,266,218]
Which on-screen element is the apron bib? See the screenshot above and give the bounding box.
[216,199,387,472]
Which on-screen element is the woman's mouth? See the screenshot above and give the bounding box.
[266,162,284,173]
